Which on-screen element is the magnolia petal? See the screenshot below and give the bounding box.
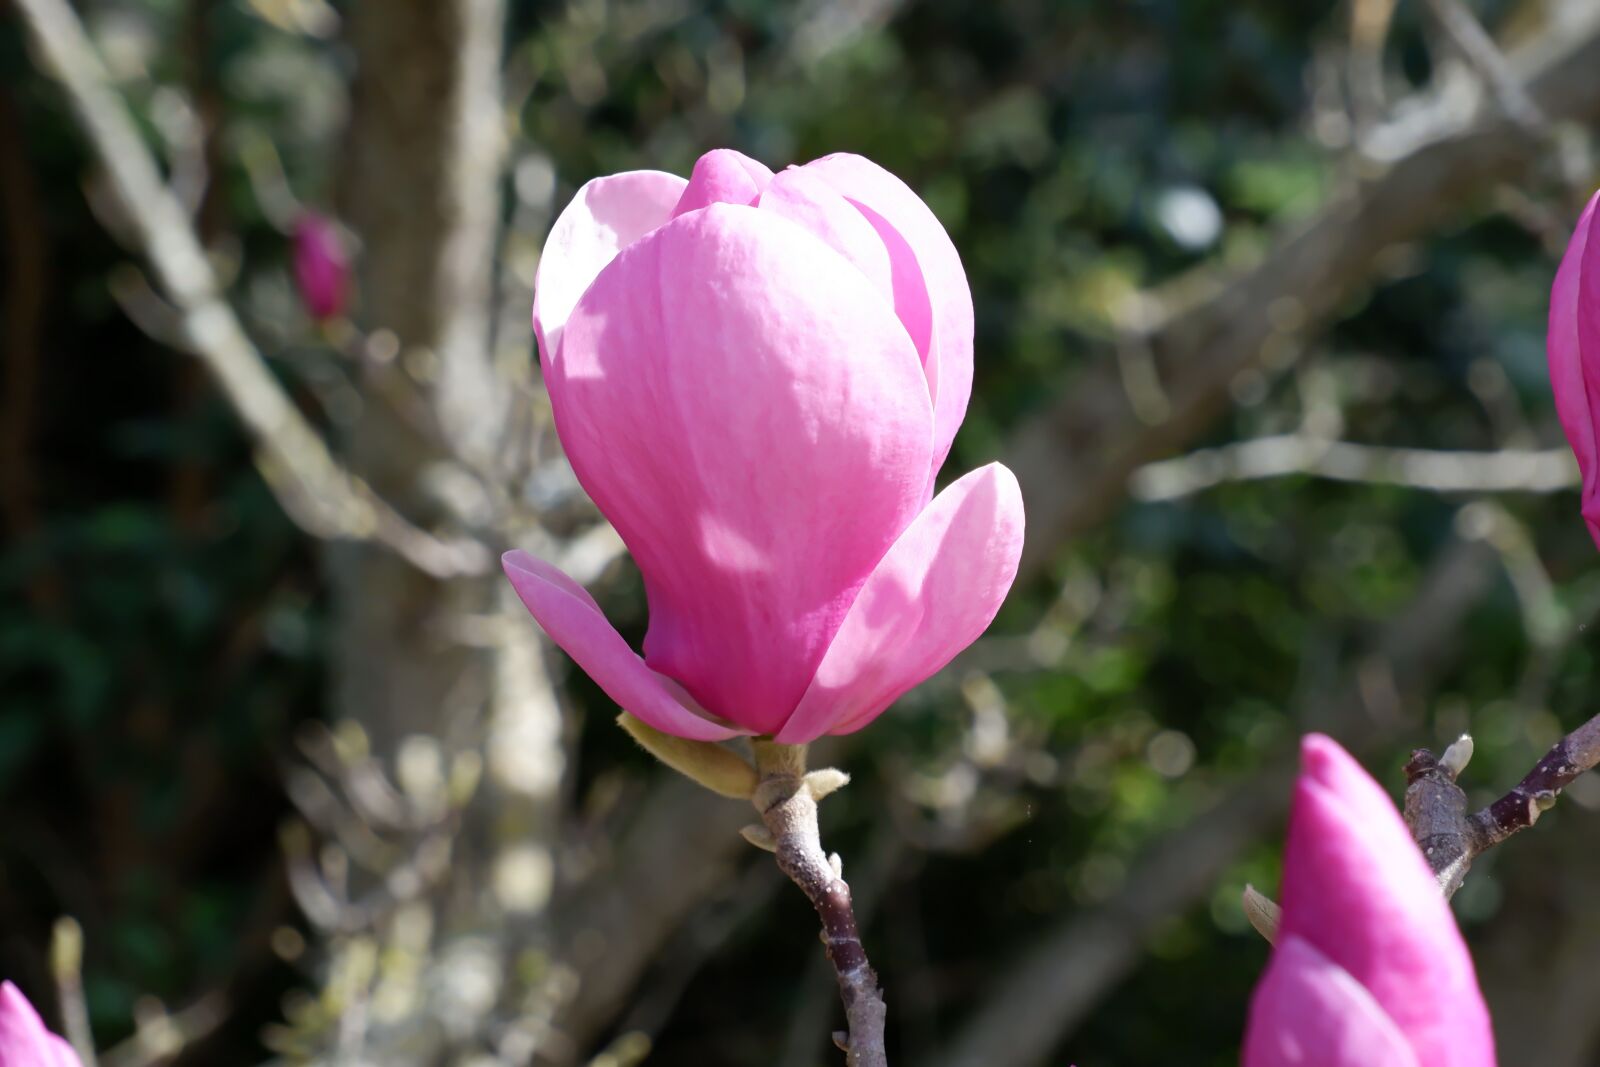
[775,463,1024,743]
[0,982,81,1067]
[1567,192,1600,546]
[672,148,775,218]
[757,168,895,304]
[1244,936,1420,1067]
[502,551,741,741]
[1278,736,1496,1067]
[532,169,688,363]
[42,1033,78,1067]
[551,204,934,733]
[800,152,974,474]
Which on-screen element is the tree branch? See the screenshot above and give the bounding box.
[13,0,488,579]
[1007,13,1600,580]
[1404,711,1600,897]
[1130,436,1576,501]
[752,742,887,1067]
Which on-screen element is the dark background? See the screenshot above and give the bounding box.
[4,0,1600,1064]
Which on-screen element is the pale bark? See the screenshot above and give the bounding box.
[331,4,577,1061]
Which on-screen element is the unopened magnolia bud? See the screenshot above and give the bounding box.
[617,712,758,799]
[292,211,350,321]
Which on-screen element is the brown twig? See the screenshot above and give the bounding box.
[751,741,888,1067]
[1405,712,1600,897]
[1131,436,1576,501]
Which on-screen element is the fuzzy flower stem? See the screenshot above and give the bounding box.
[751,740,887,1067]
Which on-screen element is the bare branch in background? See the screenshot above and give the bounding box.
[100,994,229,1067]
[1416,0,1546,131]
[1131,436,1577,501]
[1007,14,1600,581]
[1405,712,1600,897]
[49,918,97,1067]
[552,775,754,1055]
[612,862,787,1043]
[787,0,909,66]
[1347,0,1399,132]
[12,0,489,580]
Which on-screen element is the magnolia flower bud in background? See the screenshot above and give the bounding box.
[0,982,82,1067]
[1548,190,1600,547]
[1243,736,1496,1067]
[505,148,1025,744]
[291,211,350,322]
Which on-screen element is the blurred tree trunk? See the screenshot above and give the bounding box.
[336,0,507,753]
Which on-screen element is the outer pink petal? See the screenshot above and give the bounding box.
[1244,936,1420,1067]
[671,149,775,218]
[0,982,81,1067]
[774,463,1024,743]
[799,153,974,475]
[551,204,934,734]
[532,169,688,364]
[756,169,895,303]
[1568,192,1600,547]
[502,551,742,741]
[1278,736,1496,1067]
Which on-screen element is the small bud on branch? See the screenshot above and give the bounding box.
[1242,884,1281,945]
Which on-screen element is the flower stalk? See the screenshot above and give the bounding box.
[751,740,887,1067]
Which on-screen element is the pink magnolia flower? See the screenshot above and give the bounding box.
[292,211,350,321]
[1244,736,1496,1067]
[1550,190,1600,547]
[505,149,1025,743]
[0,982,81,1067]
